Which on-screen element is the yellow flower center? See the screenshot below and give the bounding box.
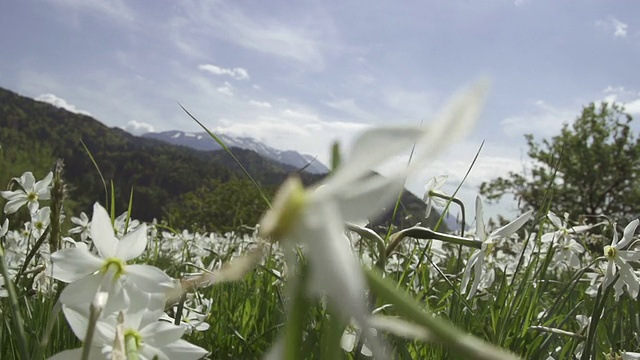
[124,329,143,349]
[258,176,307,241]
[604,245,617,260]
[100,258,126,279]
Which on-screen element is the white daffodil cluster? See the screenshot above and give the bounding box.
[0,174,210,359]
[48,203,208,359]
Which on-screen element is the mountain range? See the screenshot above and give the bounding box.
[142,131,329,174]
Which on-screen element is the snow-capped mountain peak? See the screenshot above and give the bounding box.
[141,130,329,174]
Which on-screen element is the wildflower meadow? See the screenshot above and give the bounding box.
[2,81,640,359]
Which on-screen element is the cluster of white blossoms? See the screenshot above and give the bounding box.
[0,172,210,359]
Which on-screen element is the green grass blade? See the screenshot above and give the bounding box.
[178,103,271,207]
[0,243,29,359]
[79,138,108,207]
[124,185,134,235]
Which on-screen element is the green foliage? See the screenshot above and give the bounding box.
[164,179,275,233]
[480,102,640,222]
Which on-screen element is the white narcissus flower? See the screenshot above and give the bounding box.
[30,206,51,239]
[623,352,640,360]
[423,175,449,218]
[460,196,533,299]
[0,171,53,214]
[603,219,640,300]
[49,294,208,360]
[542,212,593,271]
[69,211,91,242]
[541,211,591,244]
[259,81,488,358]
[50,203,174,311]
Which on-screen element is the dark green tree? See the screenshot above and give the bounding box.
[163,178,274,234]
[480,102,640,222]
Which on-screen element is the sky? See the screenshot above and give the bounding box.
[1,0,639,221]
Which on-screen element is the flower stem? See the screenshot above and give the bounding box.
[125,333,140,360]
[385,226,481,258]
[0,243,29,359]
[49,159,66,252]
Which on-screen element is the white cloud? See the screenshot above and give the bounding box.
[625,99,640,115]
[198,64,250,80]
[35,93,92,116]
[596,16,628,38]
[217,82,234,96]
[249,100,272,108]
[501,100,575,138]
[598,86,640,115]
[173,2,327,70]
[123,120,155,135]
[324,98,372,121]
[382,88,438,123]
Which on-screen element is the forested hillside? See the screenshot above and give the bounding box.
[0,87,323,231]
[0,87,445,233]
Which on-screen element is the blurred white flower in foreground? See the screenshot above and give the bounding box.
[259,81,489,357]
[0,171,52,214]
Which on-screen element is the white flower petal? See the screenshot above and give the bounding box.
[146,339,208,360]
[125,264,173,294]
[47,349,93,360]
[325,174,407,224]
[141,321,186,347]
[3,197,26,214]
[334,126,429,188]
[59,273,103,309]
[303,201,369,325]
[21,172,36,190]
[35,171,53,199]
[91,203,117,258]
[493,210,533,238]
[460,250,480,293]
[475,197,486,240]
[603,261,617,289]
[619,219,639,249]
[50,247,103,283]
[115,224,147,261]
[61,305,91,341]
[408,80,488,170]
[467,252,485,300]
[547,211,563,229]
[619,264,639,298]
[618,250,640,262]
